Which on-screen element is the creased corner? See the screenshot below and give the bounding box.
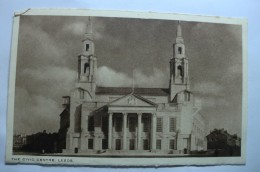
[14,8,31,17]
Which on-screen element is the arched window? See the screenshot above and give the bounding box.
[178,47,182,54]
[86,44,90,51]
[177,65,183,77]
[84,63,89,74]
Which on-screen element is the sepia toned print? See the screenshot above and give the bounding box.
[6,9,247,166]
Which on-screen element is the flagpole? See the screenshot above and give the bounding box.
[132,69,135,94]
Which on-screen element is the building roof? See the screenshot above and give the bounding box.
[96,87,170,96]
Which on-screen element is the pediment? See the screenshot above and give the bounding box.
[108,94,157,107]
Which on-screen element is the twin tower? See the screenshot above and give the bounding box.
[77,18,190,101]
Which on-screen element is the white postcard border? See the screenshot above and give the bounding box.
[6,9,248,166]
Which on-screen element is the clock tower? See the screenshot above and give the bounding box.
[170,21,190,101]
[77,17,97,98]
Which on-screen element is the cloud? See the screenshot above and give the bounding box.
[14,87,61,134]
[92,18,105,40]
[92,18,122,46]
[20,66,77,97]
[96,66,132,87]
[192,81,230,109]
[227,63,242,77]
[192,81,224,96]
[201,97,230,109]
[22,66,76,84]
[62,21,87,36]
[96,66,168,88]
[14,66,77,134]
[134,68,168,88]
[226,24,242,45]
[19,24,66,65]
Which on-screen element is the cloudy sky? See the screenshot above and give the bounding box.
[14,15,242,136]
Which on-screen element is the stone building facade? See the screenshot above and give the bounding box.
[13,133,27,151]
[62,19,207,155]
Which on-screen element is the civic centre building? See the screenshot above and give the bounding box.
[60,19,207,155]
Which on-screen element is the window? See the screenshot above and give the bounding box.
[115,139,121,150]
[156,140,162,150]
[129,139,135,150]
[143,139,150,150]
[79,90,84,99]
[156,117,163,132]
[101,116,108,132]
[178,47,182,54]
[102,139,108,149]
[88,139,93,149]
[185,92,190,101]
[86,44,90,51]
[129,117,136,132]
[169,118,176,132]
[177,66,183,77]
[143,116,150,132]
[84,63,89,74]
[115,116,122,132]
[88,116,94,131]
[74,147,78,153]
[169,139,175,149]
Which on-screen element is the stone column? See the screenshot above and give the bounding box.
[123,113,127,150]
[81,114,87,133]
[108,112,113,149]
[80,115,87,151]
[151,113,157,151]
[137,113,142,150]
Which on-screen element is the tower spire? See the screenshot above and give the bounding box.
[78,16,96,83]
[84,17,93,40]
[176,21,184,44]
[87,17,93,34]
[169,20,189,101]
[77,16,97,98]
[177,21,182,37]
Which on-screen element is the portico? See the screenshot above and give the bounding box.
[106,94,157,151]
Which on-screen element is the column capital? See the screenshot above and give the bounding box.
[137,113,142,116]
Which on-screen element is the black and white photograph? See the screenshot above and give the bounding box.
[6,9,247,166]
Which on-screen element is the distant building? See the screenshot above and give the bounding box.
[22,131,58,153]
[206,129,241,156]
[61,19,207,155]
[13,133,27,151]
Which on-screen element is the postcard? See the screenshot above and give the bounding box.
[6,9,247,166]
